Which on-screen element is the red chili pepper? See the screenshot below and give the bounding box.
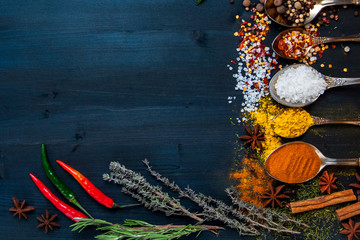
[29,173,88,222]
[56,160,114,208]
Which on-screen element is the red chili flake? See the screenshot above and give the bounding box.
[322,17,327,22]
[263,77,269,85]
[242,21,248,25]
[332,45,336,49]
[319,53,323,58]
[344,52,347,55]
[250,15,254,20]
[245,81,249,85]
[264,87,269,91]
[253,82,260,90]
[334,15,339,20]
[231,60,236,64]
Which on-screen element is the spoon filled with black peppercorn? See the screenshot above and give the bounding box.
[265,0,360,27]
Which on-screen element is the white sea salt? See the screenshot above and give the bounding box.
[275,65,327,104]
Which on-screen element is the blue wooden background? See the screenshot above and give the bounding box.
[0,1,359,239]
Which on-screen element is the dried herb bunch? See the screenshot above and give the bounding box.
[103,159,306,236]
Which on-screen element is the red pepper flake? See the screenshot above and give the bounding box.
[231,60,236,64]
[250,15,254,20]
[332,45,336,49]
[344,52,347,55]
[264,87,269,91]
[263,77,269,85]
[253,82,260,90]
[245,81,249,85]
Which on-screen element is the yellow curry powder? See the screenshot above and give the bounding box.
[272,108,314,138]
[247,97,284,160]
[231,97,284,206]
[265,142,321,183]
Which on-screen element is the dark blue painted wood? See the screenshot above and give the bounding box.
[0,1,359,239]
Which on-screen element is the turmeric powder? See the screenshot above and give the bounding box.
[272,108,314,138]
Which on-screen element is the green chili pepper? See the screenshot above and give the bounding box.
[41,144,92,218]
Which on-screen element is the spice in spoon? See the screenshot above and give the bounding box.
[272,108,314,138]
[265,142,321,183]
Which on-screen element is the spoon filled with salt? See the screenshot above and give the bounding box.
[269,64,360,107]
[265,141,360,184]
[265,0,360,28]
[272,28,360,60]
[270,108,360,138]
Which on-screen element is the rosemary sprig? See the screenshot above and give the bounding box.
[71,218,223,240]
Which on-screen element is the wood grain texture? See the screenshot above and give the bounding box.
[0,0,359,239]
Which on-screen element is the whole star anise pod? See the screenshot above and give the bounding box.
[340,218,360,240]
[349,173,360,200]
[238,124,264,150]
[37,209,60,233]
[261,181,290,209]
[319,171,337,194]
[9,197,35,219]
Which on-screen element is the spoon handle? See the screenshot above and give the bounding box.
[324,76,360,88]
[325,157,360,167]
[315,33,360,45]
[317,0,360,7]
[312,116,360,126]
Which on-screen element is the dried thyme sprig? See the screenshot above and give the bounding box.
[104,160,304,236]
[143,159,305,235]
[71,218,223,240]
[103,162,203,222]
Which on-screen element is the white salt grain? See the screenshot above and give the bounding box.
[275,65,327,104]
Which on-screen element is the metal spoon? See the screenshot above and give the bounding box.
[265,141,360,183]
[265,0,360,27]
[272,28,360,60]
[269,64,360,107]
[270,109,360,138]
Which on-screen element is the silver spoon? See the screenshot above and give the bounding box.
[269,64,360,107]
[270,109,360,138]
[265,141,360,183]
[265,0,360,27]
[272,28,360,60]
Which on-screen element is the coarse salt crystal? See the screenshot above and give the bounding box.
[275,65,327,104]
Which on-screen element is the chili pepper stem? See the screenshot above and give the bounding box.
[71,199,94,219]
[112,203,142,209]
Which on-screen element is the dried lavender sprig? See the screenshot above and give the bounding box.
[103,162,203,222]
[143,159,304,235]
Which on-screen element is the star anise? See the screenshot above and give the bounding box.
[261,181,290,209]
[9,197,35,219]
[319,170,337,194]
[340,218,360,240]
[349,173,360,200]
[37,209,60,233]
[238,124,264,150]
